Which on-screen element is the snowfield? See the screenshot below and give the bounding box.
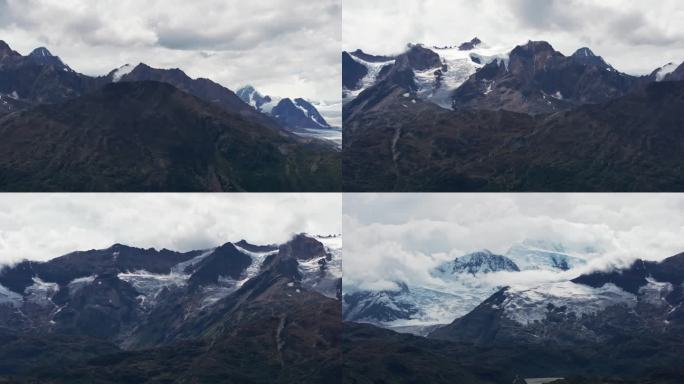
[502,281,636,325]
[343,54,395,102]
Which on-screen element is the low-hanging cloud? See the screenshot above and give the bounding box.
[343,194,684,291]
[0,194,341,265]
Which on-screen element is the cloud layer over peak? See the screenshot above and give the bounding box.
[344,194,684,291]
[0,194,341,265]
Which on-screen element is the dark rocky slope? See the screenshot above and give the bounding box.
[343,80,684,191]
[0,81,340,191]
[0,235,341,383]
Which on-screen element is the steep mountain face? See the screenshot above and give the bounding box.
[343,80,684,192]
[342,38,510,110]
[343,283,420,324]
[0,234,342,383]
[451,41,642,114]
[0,40,21,59]
[341,49,396,103]
[236,85,332,130]
[0,81,340,191]
[435,250,519,276]
[106,63,283,131]
[185,243,253,289]
[235,85,272,110]
[342,51,368,90]
[0,40,98,109]
[26,47,74,72]
[428,252,684,381]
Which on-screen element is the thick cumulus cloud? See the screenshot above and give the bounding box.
[0,0,341,116]
[343,0,684,75]
[343,194,684,291]
[0,194,341,264]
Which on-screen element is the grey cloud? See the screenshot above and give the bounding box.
[0,0,340,105]
[509,0,580,31]
[609,12,679,46]
[0,194,341,265]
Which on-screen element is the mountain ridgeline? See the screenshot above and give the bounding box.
[342,38,684,192]
[0,234,342,383]
[0,40,340,191]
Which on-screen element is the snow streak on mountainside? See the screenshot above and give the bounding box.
[300,235,342,299]
[415,43,510,108]
[111,64,135,82]
[501,281,637,325]
[343,53,396,102]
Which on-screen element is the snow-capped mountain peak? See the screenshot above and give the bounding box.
[342,38,510,109]
[111,64,135,82]
[236,85,332,131]
[29,47,53,57]
[235,85,273,111]
[654,62,678,81]
[434,249,519,277]
[573,47,596,57]
[24,46,74,72]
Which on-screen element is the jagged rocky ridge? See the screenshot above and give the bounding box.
[0,234,342,383]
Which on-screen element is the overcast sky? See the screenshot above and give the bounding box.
[343,0,684,75]
[0,0,341,104]
[344,194,684,291]
[0,194,341,265]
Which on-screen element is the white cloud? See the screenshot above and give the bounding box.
[343,0,684,75]
[0,0,341,118]
[0,193,341,264]
[343,193,684,290]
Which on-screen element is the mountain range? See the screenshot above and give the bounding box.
[236,85,333,130]
[342,37,684,192]
[343,240,588,333]
[0,234,342,383]
[344,248,684,383]
[0,40,340,191]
